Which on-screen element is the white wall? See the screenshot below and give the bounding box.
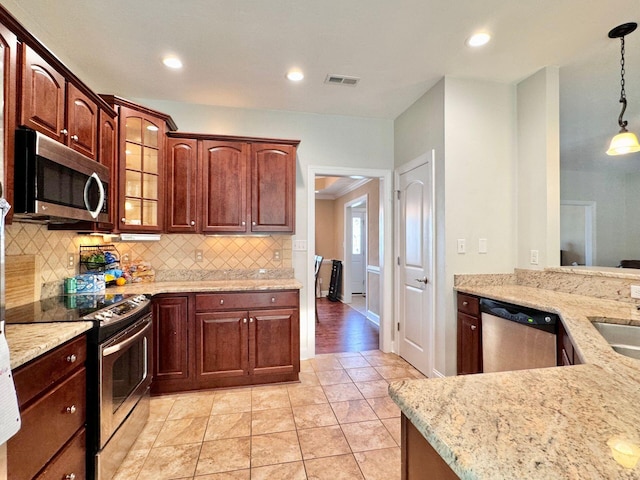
[135,99,394,359]
[516,67,561,269]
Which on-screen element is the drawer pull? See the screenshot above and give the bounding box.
[66,405,77,414]
[462,301,469,306]
[65,474,76,480]
[470,325,477,331]
[220,299,224,305]
[271,297,276,303]
[66,354,77,363]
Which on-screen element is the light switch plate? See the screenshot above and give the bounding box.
[631,285,640,299]
[195,250,203,262]
[457,239,466,254]
[293,240,307,251]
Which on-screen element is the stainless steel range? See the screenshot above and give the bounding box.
[5,293,152,480]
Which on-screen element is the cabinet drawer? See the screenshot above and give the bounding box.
[34,428,86,480]
[13,335,87,408]
[457,293,479,316]
[196,290,298,311]
[8,367,86,480]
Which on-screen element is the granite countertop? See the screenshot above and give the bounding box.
[108,278,303,295]
[389,284,640,479]
[5,322,93,370]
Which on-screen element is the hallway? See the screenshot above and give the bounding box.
[315,297,379,354]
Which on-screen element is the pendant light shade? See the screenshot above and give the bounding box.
[606,22,639,156]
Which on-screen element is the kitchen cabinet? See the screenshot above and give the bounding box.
[557,319,581,365]
[152,295,191,394]
[20,44,98,160]
[401,413,459,480]
[456,293,482,375]
[101,96,177,232]
[151,290,300,394]
[167,134,298,234]
[8,335,87,480]
[0,18,17,224]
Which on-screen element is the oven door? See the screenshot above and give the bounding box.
[99,313,152,447]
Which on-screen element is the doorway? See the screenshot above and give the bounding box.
[560,200,596,266]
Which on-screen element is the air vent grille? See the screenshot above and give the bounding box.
[324,74,360,86]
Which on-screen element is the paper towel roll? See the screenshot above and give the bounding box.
[0,330,20,443]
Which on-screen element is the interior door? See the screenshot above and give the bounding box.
[350,208,366,294]
[398,160,433,375]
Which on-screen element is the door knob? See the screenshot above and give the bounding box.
[414,277,428,284]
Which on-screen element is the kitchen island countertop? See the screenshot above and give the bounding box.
[389,284,640,479]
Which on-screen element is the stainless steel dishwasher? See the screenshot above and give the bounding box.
[480,298,558,373]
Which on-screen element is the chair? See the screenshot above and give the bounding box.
[314,255,323,323]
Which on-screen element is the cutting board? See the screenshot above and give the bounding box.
[5,255,38,308]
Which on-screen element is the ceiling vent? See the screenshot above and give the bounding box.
[324,74,360,86]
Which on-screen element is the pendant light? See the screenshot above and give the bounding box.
[606,22,640,156]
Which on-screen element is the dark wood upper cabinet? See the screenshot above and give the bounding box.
[251,143,296,233]
[97,108,118,230]
[0,20,18,224]
[66,82,97,159]
[201,140,249,233]
[167,137,199,233]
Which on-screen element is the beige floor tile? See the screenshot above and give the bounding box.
[346,367,383,382]
[360,352,404,367]
[250,461,307,480]
[112,448,149,480]
[149,396,177,422]
[252,407,296,435]
[194,470,250,479]
[333,351,364,358]
[196,437,251,475]
[297,425,351,460]
[331,400,378,424]
[167,394,215,420]
[211,390,252,414]
[323,383,365,402]
[381,417,401,446]
[288,385,328,406]
[154,416,208,447]
[204,412,252,441]
[311,356,344,371]
[316,369,353,386]
[131,420,164,450]
[300,359,315,372]
[354,447,401,480]
[354,380,390,399]
[292,403,338,429]
[298,372,321,386]
[341,420,397,452]
[252,387,291,410]
[373,365,417,380]
[367,396,400,419]
[251,430,303,467]
[304,454,364,480]
[137,444,201,479]
[338,355,371,369]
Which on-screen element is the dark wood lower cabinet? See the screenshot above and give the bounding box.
[401,414,458,480]
[457,293,482,375]
[152,290,300,394]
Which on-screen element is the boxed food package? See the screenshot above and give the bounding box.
[75,273,106,293]
[127,260,155,283]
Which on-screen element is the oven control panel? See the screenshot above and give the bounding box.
[86,295,150,322]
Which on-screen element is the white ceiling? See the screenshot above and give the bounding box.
[3,0,639,119]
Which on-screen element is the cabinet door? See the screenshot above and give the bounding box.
[457,312,482,375]
[66,83,97,159]
[153,296,190,383]
[201,140,249,233]
[118,106,165,231]
[0,23,17,225]
[20,44,65,142]
[97,108,117,230]
[167,137,199,232]
[249,308,299,377]
[195,311,249,379]
[251,143,296,233]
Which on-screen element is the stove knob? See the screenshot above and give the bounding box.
[95,314,104,321]
[137,295,147,302]
[103,310,114,318]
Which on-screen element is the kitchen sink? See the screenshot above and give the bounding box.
[592,322,640,360]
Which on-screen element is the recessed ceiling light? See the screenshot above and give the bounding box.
[286,70,304,82]
[162,56,183,69]
[466,32,491,47]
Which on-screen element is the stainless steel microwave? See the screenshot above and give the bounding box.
[13,128,109,223]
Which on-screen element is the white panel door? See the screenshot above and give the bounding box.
[398,160,433,375]
[350,208,366,294]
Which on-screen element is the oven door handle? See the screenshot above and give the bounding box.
[102,317,151,357]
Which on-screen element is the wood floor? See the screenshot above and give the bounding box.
[315,297,380,354]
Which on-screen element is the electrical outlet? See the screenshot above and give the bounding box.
[457,239,466,254]
[478,238,487,254]
[68,254,74,268]
[631,285,640,299]
[273,249,281,261]
[530,250,539,265]
[195,249,203,262]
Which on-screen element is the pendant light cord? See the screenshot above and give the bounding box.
[618,36,629,130]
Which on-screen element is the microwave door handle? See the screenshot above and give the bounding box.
[84,172,105,219]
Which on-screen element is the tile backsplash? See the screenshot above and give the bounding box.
[6,222,293,296]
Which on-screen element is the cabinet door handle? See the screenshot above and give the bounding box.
[462,301,469,306]
[252,221,256,226]
[66,354,77,363]
[250,317,254,323]
[470,325,477,331]
[190,220,195,226]
[242,221,246,226]
[243,318,247,324]
[60,128,68,135]
[121,217,126,223]
[66,405,77,414]
[65,474,76,480]
[71,134,79,142]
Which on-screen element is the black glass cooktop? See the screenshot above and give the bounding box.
[4,293,134,324]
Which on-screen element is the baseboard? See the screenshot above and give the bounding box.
[431,369,446,378]
[366,311,380,326]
